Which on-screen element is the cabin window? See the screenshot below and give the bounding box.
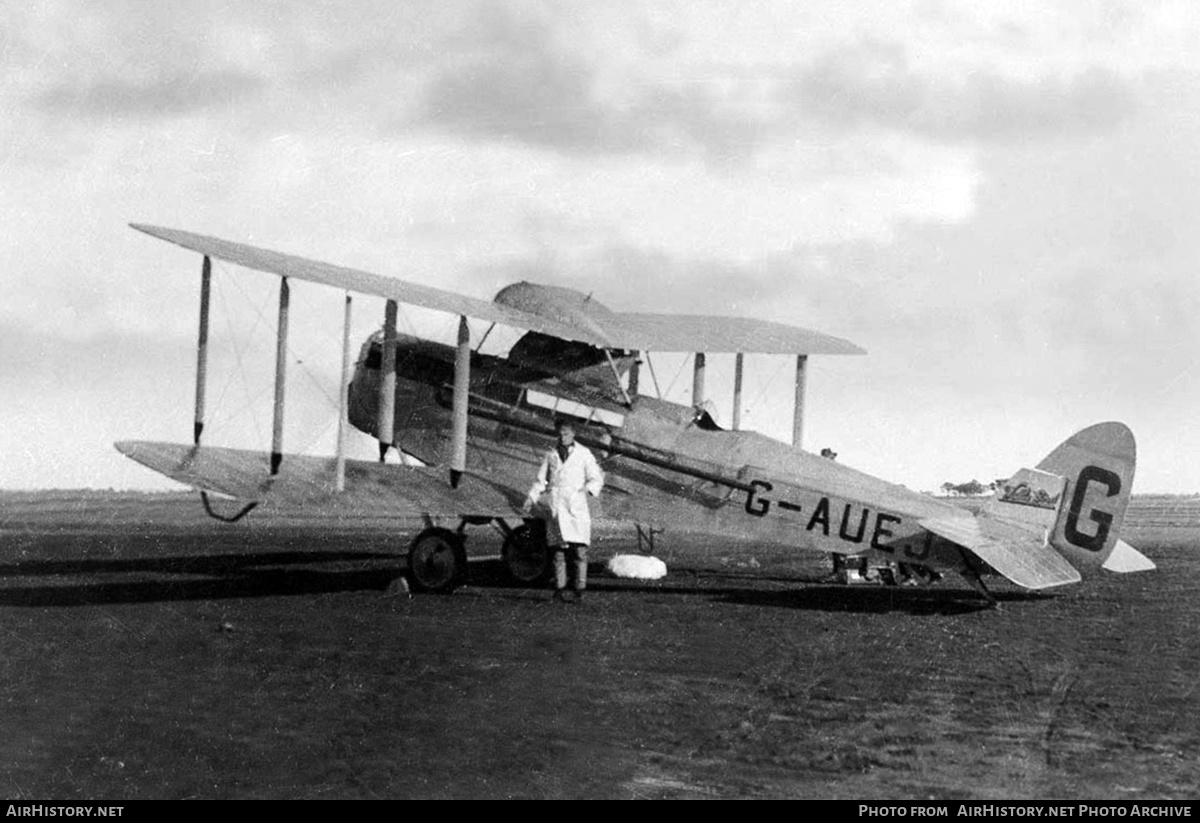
[525,389,626,429]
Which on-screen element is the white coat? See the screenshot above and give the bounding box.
[527,443,604,546]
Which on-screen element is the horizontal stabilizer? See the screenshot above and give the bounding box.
[114,441,526,517]
[921,514,1081,590]
[1101,539,1156,573]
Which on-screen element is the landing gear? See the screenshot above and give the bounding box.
[956,547,998,608]
[404,517,551,593]
[501,519,550,585]
[961,570,998,608]
[407,527,467,593]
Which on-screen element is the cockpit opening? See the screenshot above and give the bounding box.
[692,402,724,432]
[507,331,632,375]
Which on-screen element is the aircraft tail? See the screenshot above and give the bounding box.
[985,422,1153,574]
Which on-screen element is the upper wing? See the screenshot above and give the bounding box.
[920,513,1082,590]
[136,226,863,356]
[130,224,613,348]
[601,313,865,355]
[115,441,527,516]
[493,281,864,355]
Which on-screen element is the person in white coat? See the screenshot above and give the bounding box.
[523,418,604,602]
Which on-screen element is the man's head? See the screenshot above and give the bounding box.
[555,418,576,447]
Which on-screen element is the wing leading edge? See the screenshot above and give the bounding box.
[115,441,527,517]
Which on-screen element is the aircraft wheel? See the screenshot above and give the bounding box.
[407,528,467,593]
[502,520,550,586]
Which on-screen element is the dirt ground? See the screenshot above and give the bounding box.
[0,491,1197,800]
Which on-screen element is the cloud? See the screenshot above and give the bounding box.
[12,3,269,120]
[420,19,629,152]
[791,39,1137,141]
[416,7,1142,160]
[16,3,434,126]
[782,71,1200,430]
[36,70,265,119]
[413,5,774,160]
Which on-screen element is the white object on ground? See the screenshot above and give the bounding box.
[607,554,667,580]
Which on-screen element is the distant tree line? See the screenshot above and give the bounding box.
[939,479,1010,497]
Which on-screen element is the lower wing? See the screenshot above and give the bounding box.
[115,441,526,516]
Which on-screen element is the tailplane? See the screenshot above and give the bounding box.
[986,422,1153,574]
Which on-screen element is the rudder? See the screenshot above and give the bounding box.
[1035,422,1136,571]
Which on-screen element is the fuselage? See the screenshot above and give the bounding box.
[345,329,972,572]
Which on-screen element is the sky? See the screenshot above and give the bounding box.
[3,0,1199,494]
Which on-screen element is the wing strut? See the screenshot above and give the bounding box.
[194,255,212,445]
[604,350,633,407]
[377,300,397,461]
[645,352,663,400]
[270,277,290,475]
[475,321,496,353]
[792,354,808,448]
[335,292,353,493]
[732,352,744,430]
[450,315,470,488]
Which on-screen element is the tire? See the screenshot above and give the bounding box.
[407,528,467,593]
[502,520,550,586]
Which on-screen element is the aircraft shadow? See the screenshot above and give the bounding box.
[0,554,1051,615]
[0,551,402,607]
[464,562,1047,615]
[712,585,1049,616]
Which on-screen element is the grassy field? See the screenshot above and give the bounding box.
[0,491,1197,799]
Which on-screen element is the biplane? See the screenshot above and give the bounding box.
[116,224,1155,605]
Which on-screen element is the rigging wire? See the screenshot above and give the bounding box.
[743,355,790,430]
[644,353,663,399]
[204,262,349,455]
[209,264,272,445]
[663,353,690,399]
